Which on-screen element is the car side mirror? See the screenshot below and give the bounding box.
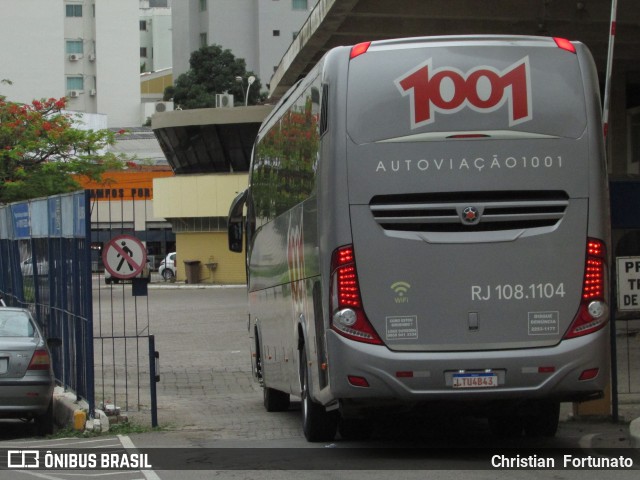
[228,189,247,253]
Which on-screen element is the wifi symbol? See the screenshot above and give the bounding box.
[391,281,411,297]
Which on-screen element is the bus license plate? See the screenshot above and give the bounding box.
[452,372,497,388]
[0,358,7,374]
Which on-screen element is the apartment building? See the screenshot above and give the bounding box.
[171,0,315,90]
[140,0,172,73]
[0,0,141,128]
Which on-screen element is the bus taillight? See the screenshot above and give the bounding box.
[330,245,383,345]
[564,238,608,339]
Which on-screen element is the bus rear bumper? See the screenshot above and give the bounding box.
[321,328,609,409]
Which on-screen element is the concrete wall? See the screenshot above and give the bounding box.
[176,232,246,284]
[95,0,141,127]
[153,173,248,218]
[154,173,249,284]
[0,0,141,127]
[140,6,173,72]
[171,0,313,92]
[0,0,65,102]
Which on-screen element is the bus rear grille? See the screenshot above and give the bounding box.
[369,191,569,233]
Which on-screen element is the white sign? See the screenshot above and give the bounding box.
[617,256,640,311]
[102,235,147,279]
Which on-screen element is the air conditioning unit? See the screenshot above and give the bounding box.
[68,90,81,98]
[88,53,96,62]
[153,101,174,113]
[215,94,234,108]
[89,89,96,96]
[68,54,83,61]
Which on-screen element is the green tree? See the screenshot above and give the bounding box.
[166,45,263,109]
[0,96,125,204]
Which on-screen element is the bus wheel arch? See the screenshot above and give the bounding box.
[256,327,290,412]
[300,347,338,442]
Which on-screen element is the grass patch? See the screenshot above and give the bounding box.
[48,421,162,439]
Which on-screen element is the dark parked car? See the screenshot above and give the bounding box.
[0,307,59,435]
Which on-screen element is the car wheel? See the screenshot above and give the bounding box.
[35,400,54,436]
[300,349,338,442]
[162,269,174,281]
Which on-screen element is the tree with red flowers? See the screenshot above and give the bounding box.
[0,96,125,204]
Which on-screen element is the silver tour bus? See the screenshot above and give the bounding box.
[228,35,610,442]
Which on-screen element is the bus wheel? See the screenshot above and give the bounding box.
[524,402,560,437]
[488,414,524,438]
[301,350,338,442]
[263,387,290,412]
[338,418,373,441]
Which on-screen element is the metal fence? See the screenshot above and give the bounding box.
[90,190,159,426]
[0,191,94,414]
[0,190,159,426]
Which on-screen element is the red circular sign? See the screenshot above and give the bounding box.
[102,235,147,279]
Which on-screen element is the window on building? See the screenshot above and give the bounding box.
[65,4,83,17]
[140,47,148,58]
[273,30,280,37]
[140,20,147,31]
[200,33,208,47]
[292,0,307,10]
[66,76,84,91]
[66,40,84,54]
[199,0,207,12]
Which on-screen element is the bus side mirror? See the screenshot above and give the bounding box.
[228,189,248,253]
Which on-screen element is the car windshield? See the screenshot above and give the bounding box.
[0,312,35,337]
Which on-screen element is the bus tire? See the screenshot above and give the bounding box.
[523,402,560,437]
[301,350,338,442]
[338,418,373,441]
[488,414,524,438]
[263,386,290,412]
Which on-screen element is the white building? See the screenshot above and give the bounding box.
[0,0,141,128]
[140,0,173,73]
[172,0,315,91]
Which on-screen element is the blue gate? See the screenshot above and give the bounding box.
[0,191,95,415]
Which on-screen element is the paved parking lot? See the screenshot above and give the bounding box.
[90,283,640,448]
[92,284,304,440]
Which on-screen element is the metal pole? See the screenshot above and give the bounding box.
[602,0,618,140]
[603,0,619,424]
[149,334,159,428]
[610,276,619,423]
[245,76,256,106]
[84,190,96,418]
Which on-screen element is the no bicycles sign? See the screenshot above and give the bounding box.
[102,234,147,280]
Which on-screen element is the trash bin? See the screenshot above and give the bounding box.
[183,260,201,284]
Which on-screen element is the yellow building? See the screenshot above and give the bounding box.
[152,105,273,284]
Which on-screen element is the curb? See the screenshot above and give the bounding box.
[53,388,127,434]
[52,387,89,430]
[630,417,640,448]
[148,283,246,289]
